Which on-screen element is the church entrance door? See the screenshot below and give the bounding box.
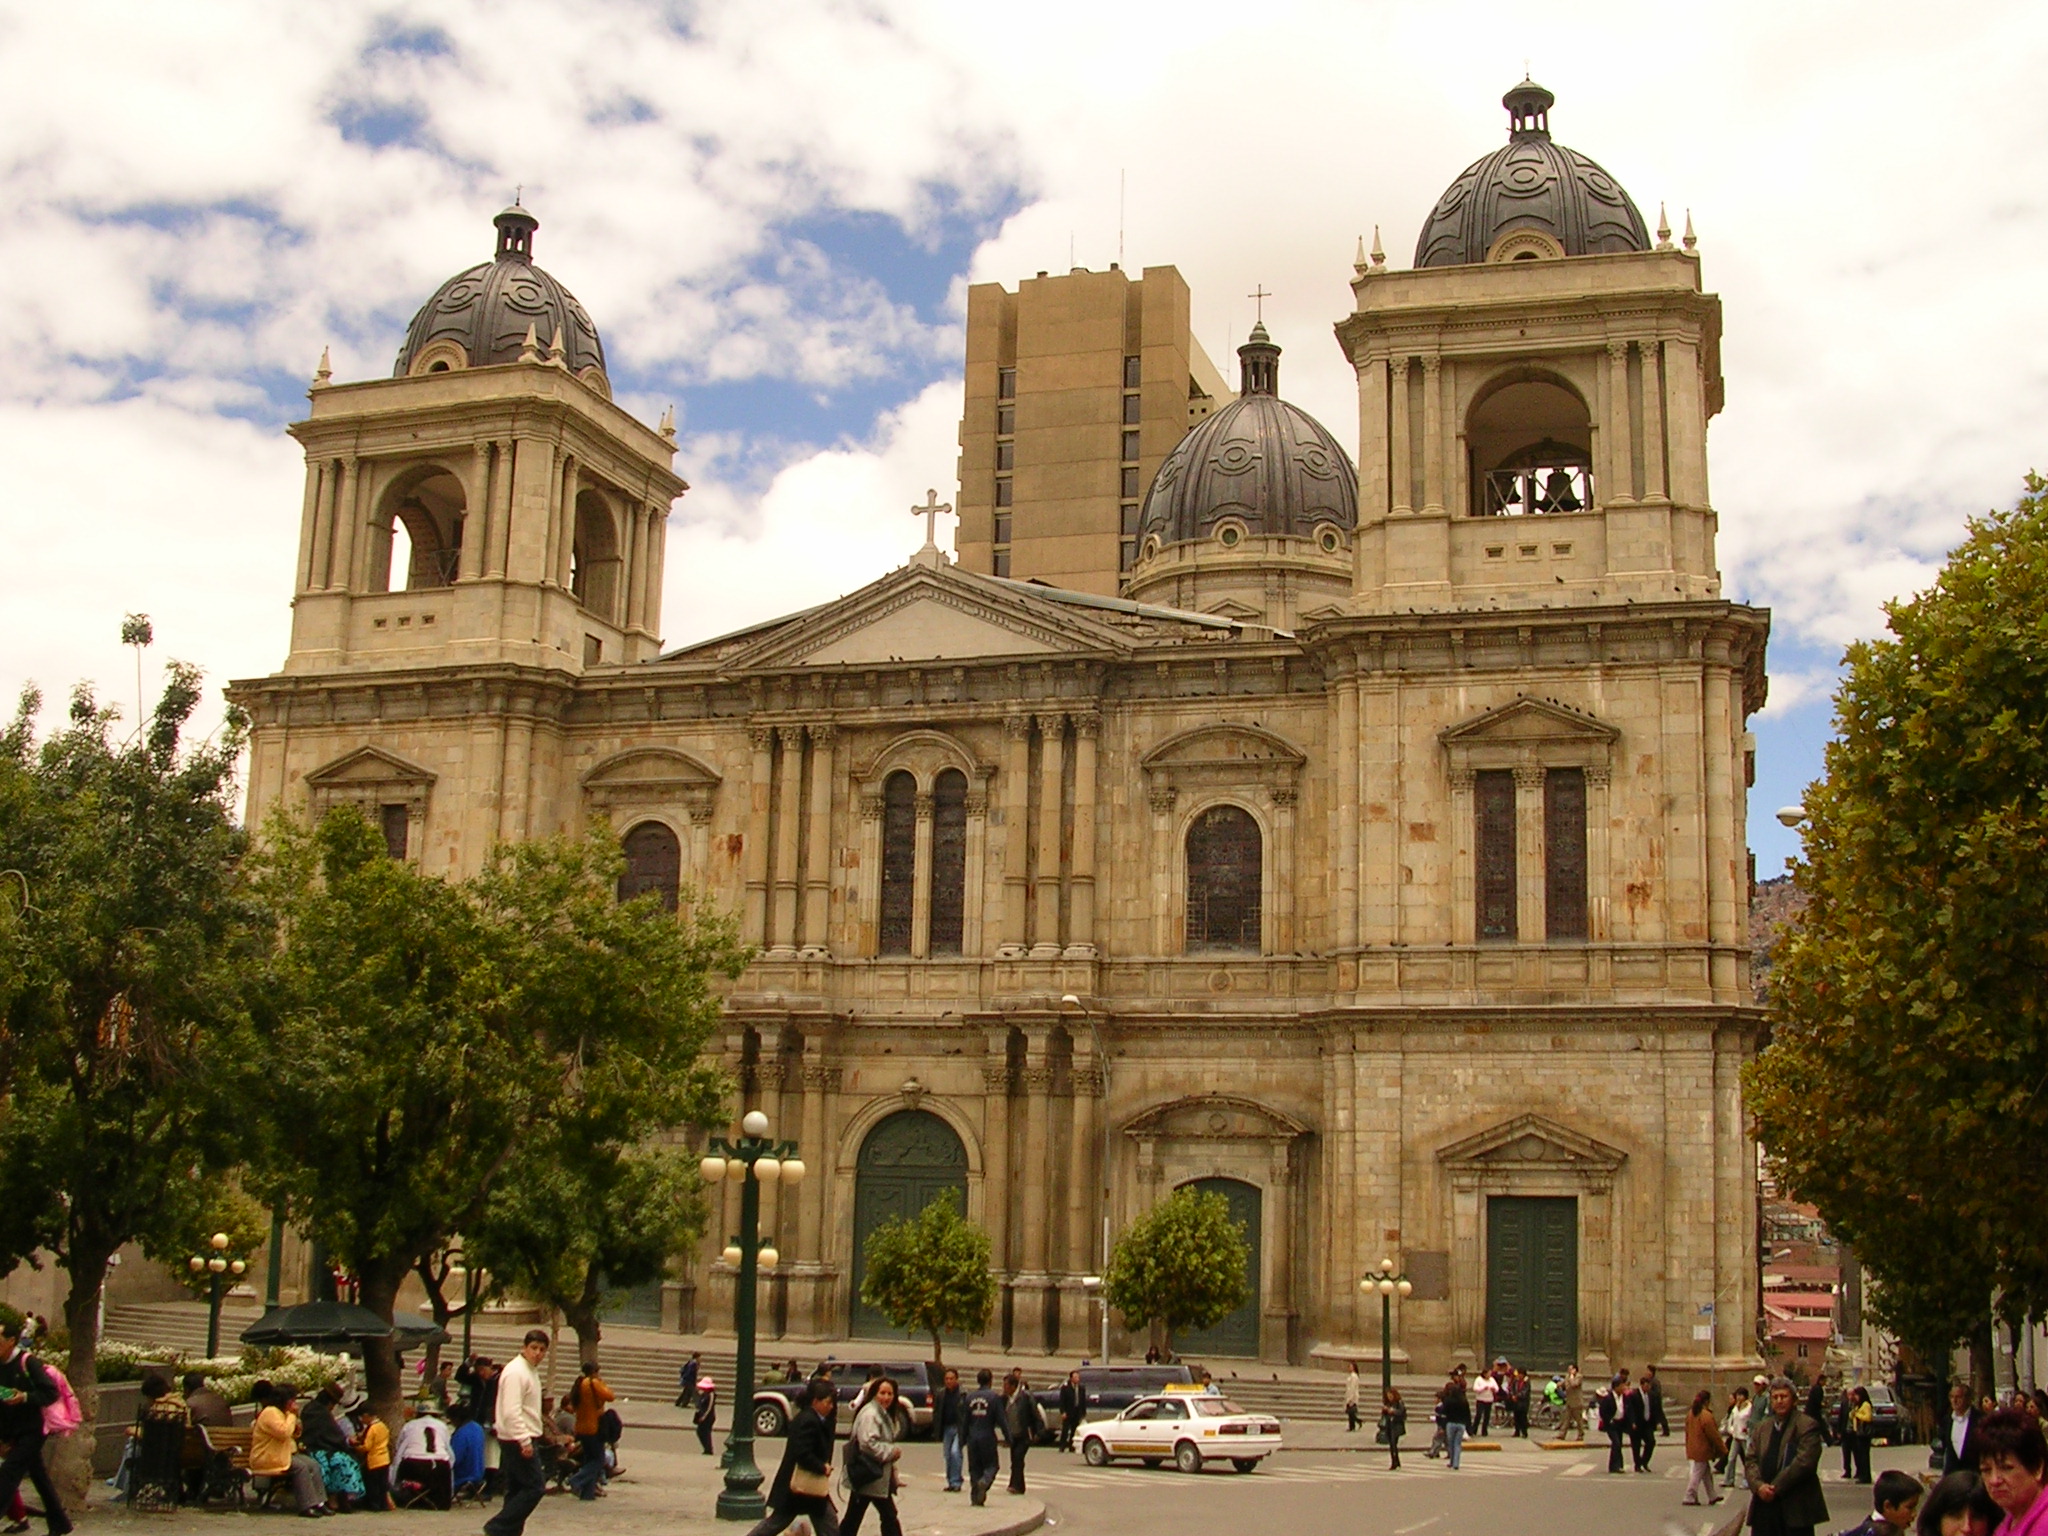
[1173,1177,1262,1358]
[851,1110,969,1339]
[1485,1195,1577,1369]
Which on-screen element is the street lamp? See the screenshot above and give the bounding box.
[1358,1258,1413,1409]
[189,1232,248,1358]
[1080,1275,1109,1362]
[700,1110,803,1521]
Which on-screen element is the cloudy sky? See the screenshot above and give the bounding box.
[2,0,2043,868]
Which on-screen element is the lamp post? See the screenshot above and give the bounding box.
[1358,1258,1412,1409]
[188,1233,248,1359]
[1080,1275,1109,1362]
[700,1110,805,1522]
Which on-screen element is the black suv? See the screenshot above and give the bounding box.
[1029,1364,1198,1442]
[751,1360,936,1439]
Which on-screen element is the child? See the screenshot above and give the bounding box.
[1841,1468,1923,1536]
[355,1412,395,1511]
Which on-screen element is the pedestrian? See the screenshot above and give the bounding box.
[1625,1370,1654,1472]
[965,1368,1005,1506]
[694,1378,718,1457]
[449,1405,487,1501]
[457,1356,503,1495]
[1379,1387,1406,1471]
[1976,1408,2048,1536]
[1684,1388,1726,1507]
[742,1377,841,1536]
[1940,1382,1984,1476]
[1472,1364,1496,1438]
[1839,1469,1923,1536]
[355,1407,394,1511]
[1425,1385,1447,1459]
[1509,1368,1530,1438]
[1563,1363,1586,1441]
[677,1353,702,1409]
[935,1367,966,1493]
[1004,1370,1045,1494]
[1913,1471,1984,1536]
[1744,1374,1829,1536]
[1845,1386,1875,1484]
[484,1330,552,1536]
[1723,1385,1754,1490]
[1440,1367,1471,1471]
[841,1377,905,1536]
[1599,1371,1628,1474]
[1345,1365,1361,1433]
[567,1360,614,1501]
[1058,1371,1086,1452]
[1645,1363,1670,1440]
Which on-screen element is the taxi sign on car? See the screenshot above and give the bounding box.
[1077,1392,1282,1474]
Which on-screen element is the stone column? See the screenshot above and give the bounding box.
[330,457,360,592]
[1066,712,1098,956]
[1271,787,1297,953]
[1664,336,1706,508]
[770,727,804,956]
[1447,768,1476,946]
[999,716,1031,955]
[911,790,935,959]
[800,725,834,957]
[459,443,491,581]
[1640,339,1667,502]
[1420,355,1444,514]
[299,460,328,593]
[1263,1142,1294,1363]
[487,440,515,577]
[1149,784,1177,955]
[644,501,668,637]
[1388,358,1412,514]
[1058,1044,1103,1348]
[1335,673,1360,967]
[743,726,774,946]
[1605,342,1633,505]
[1031,715,1065,957]
[1586,766,1613,942]
[555,457,580,588]
[963,785,989,955]
[622,502,647,629]
[1013,1030,1057,1351]
[857,789,883,955]
[788,1053,839,1339]
[1356,355,1390,527]
[1514,765,1546,944]
[977,1053,1014,1348]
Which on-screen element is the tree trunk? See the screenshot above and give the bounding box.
[930,1329,944,1368]
[1972,1320,1997,1402]
[50,1241,115,1517]
[356,1258,415,1435]
[563,1300,602,1368]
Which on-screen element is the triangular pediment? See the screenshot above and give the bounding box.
[1437,1113,1626,1173]
[725,564,1132,672]
[305,746,435,787]
[1205,598,1264,622]
[1441,696,1618,747]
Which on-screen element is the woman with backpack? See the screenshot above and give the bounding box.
[0,1319,73,1536]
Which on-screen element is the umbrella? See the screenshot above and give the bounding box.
[393,1315,450,1347]
[240,1300,405,1348]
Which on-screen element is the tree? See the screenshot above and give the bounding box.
[238,810,743,1425]
[0,664,260,1508]
[1100,1187,1251,1356]
[1745,474,2048,1384]
[857,1190,995,1364]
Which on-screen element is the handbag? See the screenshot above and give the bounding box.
[790,1466,832,1498]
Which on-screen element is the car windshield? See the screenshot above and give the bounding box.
[1194,1398,1248,1416]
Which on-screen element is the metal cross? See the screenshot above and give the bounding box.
[1248,285,1271,322]
[912,487,952,548]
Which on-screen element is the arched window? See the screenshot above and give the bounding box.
[617,821,681,911]
[878,771,916,956]
[1186,804,1261,952]
[372,468,466,592]
[571,489,622,620]
[1467,377,1594,516]
[929,769,968,955]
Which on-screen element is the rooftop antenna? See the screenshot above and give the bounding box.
[514,184,522,206]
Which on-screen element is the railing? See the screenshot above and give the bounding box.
[1480,465,1593,516]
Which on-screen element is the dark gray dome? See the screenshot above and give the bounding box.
[1414,81,1649,268]
[1136,324,1357,549]
[393,205,606,378]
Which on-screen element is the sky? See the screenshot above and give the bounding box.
[2,1,2045,872]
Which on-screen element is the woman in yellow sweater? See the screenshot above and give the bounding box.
[354,1413,394,1511]
[248,1386,330,1517]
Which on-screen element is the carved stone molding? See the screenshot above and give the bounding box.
[981,1065,1015,1094]
[1004,714,1033,740]
[801,1064,843,1092]
[1019,1065,1056,1093]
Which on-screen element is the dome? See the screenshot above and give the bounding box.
[393,204,607,380]
[1414,80,1649,268]
[1135,323,1357,550]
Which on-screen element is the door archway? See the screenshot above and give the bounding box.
[1173,1176,1262,1358]
[851,1110,969,1338]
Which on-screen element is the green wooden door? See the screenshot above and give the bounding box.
[851,1110,968,1339]
[1173,1178,1262,1359]
[1485,1196,1577,1369]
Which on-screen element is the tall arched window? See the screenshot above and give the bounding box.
[929,769,968,955]
[878,771,916,956]
[1186,804,1262,952]
[618,821,681,911]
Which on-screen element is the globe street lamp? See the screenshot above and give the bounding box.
[188,1232,248,1359]
[1358,1258,1412,1409]
[700,1109,804,1521]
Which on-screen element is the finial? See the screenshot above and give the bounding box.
[1370,225,1386,268]
[519,323,541,364]
[1655,202,1674,250]
[514,184,522,206]
[910,488,953,568]
[658,405,676,442]
[548,326,568,367]
[311,346,331,389]
[1682,209,1697,251]
[1247,284,1270,324]
[1354,236,1367,277]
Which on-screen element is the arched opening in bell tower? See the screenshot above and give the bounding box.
[1466,375,1594,517]
[570,487,622,621]
[369,466,466,592]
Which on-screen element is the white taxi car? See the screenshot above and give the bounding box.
[1077,1388,1283,1473]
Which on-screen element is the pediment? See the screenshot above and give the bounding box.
[582,747,721,817]
[1437,1113,1626,1174]
[1142,723,1308,771]
[305,746,435,788]
[1441,696,1618,747]
[1205,598,1264,622]
[1124,1093,1310,1143]
[729,566,1130,671]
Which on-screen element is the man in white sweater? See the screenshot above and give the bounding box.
[485,1331,551,1536]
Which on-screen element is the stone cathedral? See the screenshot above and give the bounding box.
[232,82,1768,1378]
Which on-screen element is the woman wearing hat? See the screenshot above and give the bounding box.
[694,1377,718,1456]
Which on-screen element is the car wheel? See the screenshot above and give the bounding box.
[753,1402,787,1438]
[1174,1441,1203,1474]
[1231,1458,1259,1473]
[1082,1438,1110,1467]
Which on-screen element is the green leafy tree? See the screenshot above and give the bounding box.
[1746,474,2048,1387]
[239,809,743,1424]
[1101,1186,1251,1356]
[0,664,260,1508]
[857,1190,996,1364]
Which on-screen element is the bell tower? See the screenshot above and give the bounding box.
[283,205,685,676]
[1337,81,1723,614]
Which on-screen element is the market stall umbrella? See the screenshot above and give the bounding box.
[239,1300,403,1348]
[393,1315,449,1347]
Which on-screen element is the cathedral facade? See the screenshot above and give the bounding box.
[231,82,1768,1376]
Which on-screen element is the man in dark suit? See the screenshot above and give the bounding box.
[1623,1374,1653,1472]
[1057,1372,1088,1452]
[1938,1382,1983,1475]
[741,1377,839,1536]
[1746,1375,1830,1536]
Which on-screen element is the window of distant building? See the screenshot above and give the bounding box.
[929,769,967,955]
[618,821,681,911]
[1475,770,1517,943]
[1123,393,1141,425]
[1186,804,1262,952]
[1544,768,1588,941]
[995,478,1013,507]
[1120,466,1140,499]
[1122,430,1140,462]
[998,368,1016,399]
[879,771,916,956]
[1123,355,1141,389]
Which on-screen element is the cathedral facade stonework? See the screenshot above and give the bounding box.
[231,85,1768,1376]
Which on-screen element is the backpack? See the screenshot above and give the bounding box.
[36,1358,82,1437]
